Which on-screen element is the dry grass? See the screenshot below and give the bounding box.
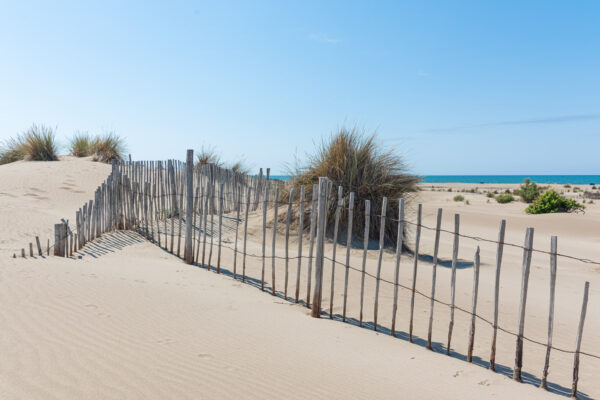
[286,127,419,244]
[0,124,58,164]
[91,133,126,163]
[195,146,222,167]
[69,132,92,157]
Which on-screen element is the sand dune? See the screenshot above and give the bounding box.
[1,158,597,399]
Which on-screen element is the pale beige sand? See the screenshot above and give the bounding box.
[1,159,598,399]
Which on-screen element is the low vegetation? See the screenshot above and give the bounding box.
[514,178,540,203]
[525,191,585,214]
[0,124,58,164]
[91,133,127,163]
[287,127,419,243]
[453,195,464,202]
[69,132,92,157]
[495,194,514,203]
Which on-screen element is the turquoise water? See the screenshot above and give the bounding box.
[270,175,600,184]
[421,175,600,184]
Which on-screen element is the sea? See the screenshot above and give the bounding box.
[270,175,600,185]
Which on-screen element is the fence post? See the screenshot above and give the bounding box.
[311,177,328,318]
[184,149,194,264]
[54,224,63,256]
[571,281,590,398]
[513,227,534,382]
[540,235,557,389]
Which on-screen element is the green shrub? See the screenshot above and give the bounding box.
[465,200,470,205]
[486,192,495,198]
[288,127,419,242]
[69,132,92,157]
[515,178,540,203]
[526,191,585,214]
[453,195,464,202]
[495,194,514,203]
[447,188,452,192]
[91,132,126,163]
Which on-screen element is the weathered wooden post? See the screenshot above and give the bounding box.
[391,198,404,335]
[513,227,534,382]
[409,203,422,342]
[427,207,443,349]
[311,177,328,318]
[373,196,388,330]
[489,219,506,371]
[447,213,460,355]
[571,281,590,399]
[540,235,557,389]
[54,223,64,256]
[467,246,481,362]
[184,149,194,264]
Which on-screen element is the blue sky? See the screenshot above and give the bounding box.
[1,1,599,175]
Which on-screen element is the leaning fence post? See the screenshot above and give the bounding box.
[35,236,42,256]
[571,281,590,399]
[513,227,534,382]
[311,177,328,318]
[184,149,194,264]
[540,235,557,389]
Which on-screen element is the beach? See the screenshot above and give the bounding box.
[1,158,598,399]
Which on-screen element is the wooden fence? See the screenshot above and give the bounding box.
[19,149,598,399]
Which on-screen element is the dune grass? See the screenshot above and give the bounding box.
[195,146,222,167]
[69,132,92,157]
[91,133,126,163]
[286,127,419,244]
[0,124,58,164]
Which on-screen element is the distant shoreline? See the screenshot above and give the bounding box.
[270,175,600,185]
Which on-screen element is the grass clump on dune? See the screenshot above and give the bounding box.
[287,127,419,243]
[0,124,58,164]
[91,133,127,163]
[195,146,222,167]
[495,194,514,203]
[69,132,92,157]
[453,195,464,202]
[0,137,27,165]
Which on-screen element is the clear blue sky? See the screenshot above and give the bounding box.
[1,1,599,175]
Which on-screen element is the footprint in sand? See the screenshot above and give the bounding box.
[197,353,214,360]
[478,380,490,386]
[453,370,463,378]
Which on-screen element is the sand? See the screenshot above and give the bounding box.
[1,158,598,399]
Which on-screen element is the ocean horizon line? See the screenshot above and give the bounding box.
[267,174,600,185]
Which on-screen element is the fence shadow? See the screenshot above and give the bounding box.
[76,230,146,259]
[71,230,589,400]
